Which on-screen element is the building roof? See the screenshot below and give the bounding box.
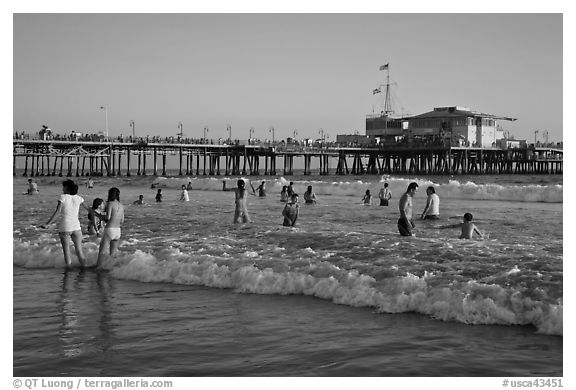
[408,106,517,121]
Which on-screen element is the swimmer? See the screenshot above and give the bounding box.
[303,185,317,204]
[133,195,144,205]
[256,181,267,197]
[282,193,300,226]
[378,182,392,206]
[398,182,418,236]
[88,198,105,236]
[421,186,440,220]
[287,182,295,197]
[233,179,252,224]
[86,177,94,189]
[180,185,190,201]
[440,213,483,239]
[40,179,90,267]
[362,189,372,205]
[95,187,125,267]
[155,189,162,202]
[26,179,39,195]
[186,181,193,191]
[280,186,289,202]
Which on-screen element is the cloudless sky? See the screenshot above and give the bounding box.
[13,13,562,142]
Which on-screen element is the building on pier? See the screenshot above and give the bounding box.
[405,106,517,148]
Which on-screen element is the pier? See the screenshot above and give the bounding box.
[13,139,562,177]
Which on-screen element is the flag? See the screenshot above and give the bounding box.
[379,63,389,71]
[373,88,381,95]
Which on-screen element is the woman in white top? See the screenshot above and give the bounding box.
[41,180,91,268]
[180,185,190,201]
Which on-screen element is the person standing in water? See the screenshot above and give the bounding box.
[155,189,162,202]
[282,193,300,226]
[287,182,295,197]
[280,186,289,202]
[40,179,90,268]
[233,179,252,224]
[95,187,125,267]
[186,181,193,191]
[88,198,105,236]
[303,185,317,204]
[86,177,94,189]
[398,182,418,236]
[378,182,392,206]
[180,185,190,201]
[421,186,440,220]
[362,189,372,205]
[256,181,267,197]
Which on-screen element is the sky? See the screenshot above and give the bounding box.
[13,13,563,143]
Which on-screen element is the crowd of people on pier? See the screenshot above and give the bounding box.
[29,175,483,269]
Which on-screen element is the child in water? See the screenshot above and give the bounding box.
[280,186,289,202]
[233,179,252,224]
[362,189,372,205]
[180,185,189,201]
[282,193,300,226]
[440,212,483,239]
[155,189,162,202]
[133,195,144,205]
[88,198,105,236]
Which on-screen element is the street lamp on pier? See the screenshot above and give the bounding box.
[203,126,209,142]
[227,124,232,140]
[319,128,325,143]
[534,130,539,145]
[99,106,109,139]
[130,120,135,139]
[177,122,184,138]
[293,129,298,139]
[269,126,275,143]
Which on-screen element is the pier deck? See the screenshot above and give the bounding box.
[13,139,562,177]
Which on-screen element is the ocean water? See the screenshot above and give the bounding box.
[13,174,563,376]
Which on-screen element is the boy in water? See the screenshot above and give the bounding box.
[27,179,39,194]
[440,213,483,239]
[133,195,144,205]
[282,193,300,226]
[233,179,252,223]
[155,189,162,202]
[378,182,391,206]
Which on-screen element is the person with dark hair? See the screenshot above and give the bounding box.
[287,182,295,197]
[88,198,105,236]
[40,180,91,267]
[155,189,162,202]
[362,189,373,205]
[398,182,418,236]
[282,193,300,226]
[421,186,440,220]
[95,187,125,267]
[133,195,145,205]
[256,181,267,197]
[440,213,483,239]
[303,185,317,204]
[280,185,289,202]
[180,185,190,201]
[378,182,392,206]
[233,179,252,224]
[27,179,39,194]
